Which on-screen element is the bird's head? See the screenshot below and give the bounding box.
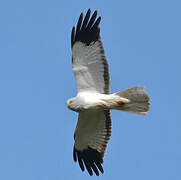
[66,97,82,112]
[66,98,74,108]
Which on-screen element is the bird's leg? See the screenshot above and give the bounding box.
[116,101,125,106]
[97,101,110,109]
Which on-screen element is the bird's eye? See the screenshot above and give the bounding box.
[69,100,73,104]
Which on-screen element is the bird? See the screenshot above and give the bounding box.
[67,9,150,176]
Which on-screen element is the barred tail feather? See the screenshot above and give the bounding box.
[114,86,150,115]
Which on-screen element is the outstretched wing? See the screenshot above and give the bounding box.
[73,110,112,176]
[71,9,110,94]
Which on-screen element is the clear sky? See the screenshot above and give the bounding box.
[0,0,181,179]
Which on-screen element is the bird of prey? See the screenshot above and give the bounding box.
[67,9,150,176]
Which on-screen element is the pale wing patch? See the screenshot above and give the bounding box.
[74,110,111,152]
[72,41,109,93]
[73,110,112,175]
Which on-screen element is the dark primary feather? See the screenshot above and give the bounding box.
[71,9,101,47]
[73,146,104,176]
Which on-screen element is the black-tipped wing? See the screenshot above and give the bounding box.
[71,9,110,94]
[73,110,112,176]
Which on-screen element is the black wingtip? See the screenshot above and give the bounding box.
[82,9,91,30]
[71,9,101,47]
[73,146,104,176]
[88,8,91,14]
[75,13,83,37]
[73,146,77,162]
[92,16,101,29]
[71,26,75,48]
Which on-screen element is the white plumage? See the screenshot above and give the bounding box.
[67,9,150,176]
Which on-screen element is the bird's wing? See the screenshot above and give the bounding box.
[71,9,110,94]
[73,110,112,176]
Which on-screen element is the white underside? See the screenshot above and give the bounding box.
[77,91,130,110]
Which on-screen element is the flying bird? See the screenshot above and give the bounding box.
[67,9,150,176]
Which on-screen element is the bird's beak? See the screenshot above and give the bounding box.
[66,101,70,107]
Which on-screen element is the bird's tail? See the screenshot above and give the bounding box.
[112,86,150,115]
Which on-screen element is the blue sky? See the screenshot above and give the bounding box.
[0,0,181,179]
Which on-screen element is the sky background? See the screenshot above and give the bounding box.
[0,0,181,179]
